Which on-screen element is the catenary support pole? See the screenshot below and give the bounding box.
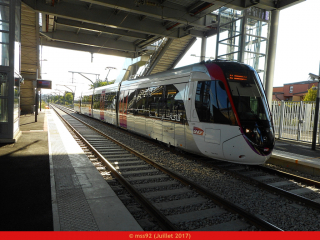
[265,10,280,108]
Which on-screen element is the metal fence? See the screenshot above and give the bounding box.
[272,101,320,144]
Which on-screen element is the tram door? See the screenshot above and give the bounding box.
[190,80,236,158]
[100,90,105,120]
[119,91,128,128]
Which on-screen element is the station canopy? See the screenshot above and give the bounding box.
[21,0,304,59]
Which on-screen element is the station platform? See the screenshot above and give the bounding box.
[1,109,320,231]
[268,140,320,177]
[0,109,142,231]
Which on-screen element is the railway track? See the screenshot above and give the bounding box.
[208,161,320,210]
[51,104,281,231]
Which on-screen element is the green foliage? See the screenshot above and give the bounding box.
[303,85,317,101]
[89,79,115,89]
[65,92,74,105]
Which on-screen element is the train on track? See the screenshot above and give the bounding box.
[75,61,274,165]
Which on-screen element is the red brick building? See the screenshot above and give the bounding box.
[272,81,319,101]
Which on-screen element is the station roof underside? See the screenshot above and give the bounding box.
[20,0,304,75]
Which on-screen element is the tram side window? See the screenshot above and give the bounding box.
[105,91,117,113]
[136,88,148,116]
[127,90,136,115]
[164,84,186,121]
[195,80,236,125]
[93,94,100,110]
[164,85,176,117]
[147,86,164,118]
[82,95,92,107]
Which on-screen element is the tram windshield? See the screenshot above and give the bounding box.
[227,70,271,123]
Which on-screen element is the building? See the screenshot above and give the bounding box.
[273,81,319,101]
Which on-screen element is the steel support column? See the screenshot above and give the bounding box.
[200,37,207,61]
[265,10,280,108]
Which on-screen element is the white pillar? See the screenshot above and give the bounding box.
[200,37,207,61]
[265,10,280,108]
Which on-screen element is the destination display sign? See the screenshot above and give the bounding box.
[37,80,52,89]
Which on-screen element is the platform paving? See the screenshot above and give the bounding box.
[268,139,320,176]
[0,109,142,231]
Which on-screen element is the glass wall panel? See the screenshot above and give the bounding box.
[219,52,239,61]
[216,6,270,83]
[0,31,9,42]
[0,72,7,96]
[14,79,19,120]
[219,19,242,40]
[246,7,270,21]
[0,98,7,122]
[220,8,243,25]
[0,4,9,66]
[244,52,266,72]
[246,18,268,38]
[14,0,20,71]
[0,20,9,31]
[245,35,267,54]
[218,36,240,55]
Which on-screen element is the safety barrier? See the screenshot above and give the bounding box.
[272,101,320,143]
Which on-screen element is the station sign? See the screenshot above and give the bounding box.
[37,80,52,89]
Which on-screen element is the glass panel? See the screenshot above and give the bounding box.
[244,52,266,72]
[173,85,186,122]
[0,1,9,5]
[219,19,242,39]
[0,4,9,66]
[218,52,239,61]
[104,92,117,112]
[147,86,163,118]
[246,7,270,21]
[218,36,240,55]
[245,35,267,54]
[0,31,9,43]
[0,42,9,66]
[127,90,136,115]
[227,70,271,123]
[15,0,21,42]
[15,1,21,71]
[220,8,243,24]
[246,18,268,38]
[0,72,7,96]
[93,94,100,109]
[0,5,9,22]
[0,98,7,122]
[136,88,147,116]
[14,80,19,120]
[195,81,235,125]
[0,21,8,31]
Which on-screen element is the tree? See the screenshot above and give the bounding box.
[89,79,115,89]
[303,85,317,101]
[65,92,74,105]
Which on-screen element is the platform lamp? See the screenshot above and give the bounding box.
[309,72,320,150]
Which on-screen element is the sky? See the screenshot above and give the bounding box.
[41,0,320,94]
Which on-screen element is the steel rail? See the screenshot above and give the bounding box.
[256,165,320,188]
[212,164,320,212]
[52,104,283,231]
